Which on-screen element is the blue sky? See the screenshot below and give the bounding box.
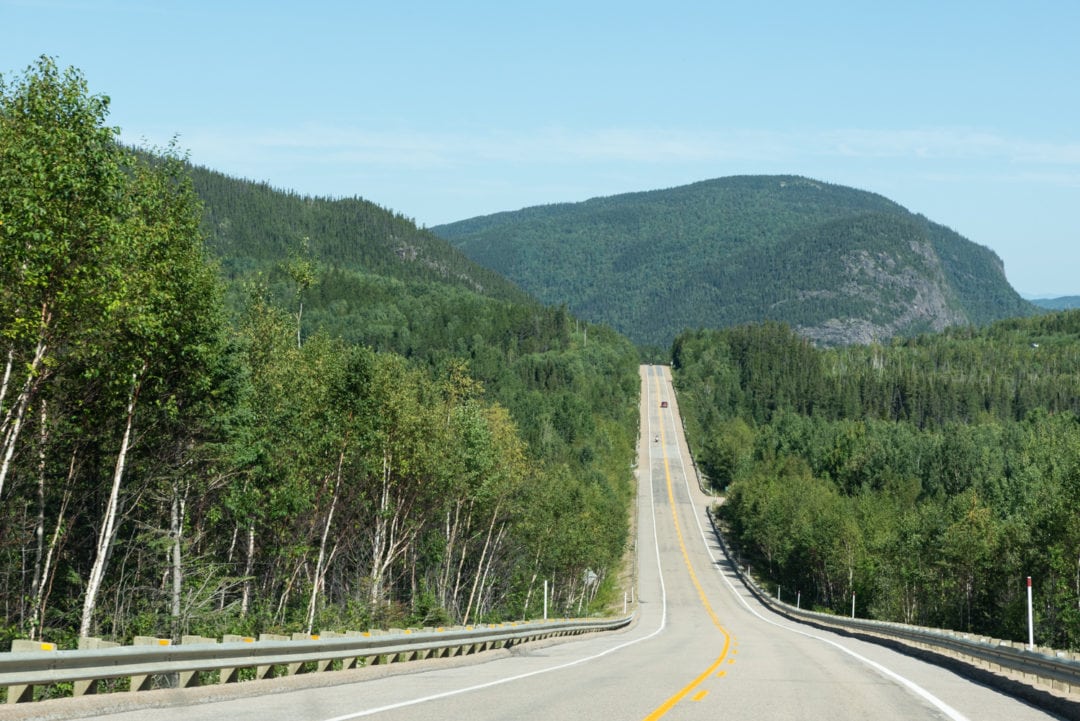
[4,0,1079,296]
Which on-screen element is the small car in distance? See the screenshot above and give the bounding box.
[660,401,668,408]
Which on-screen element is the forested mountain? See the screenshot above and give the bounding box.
[433,176,1036,347]
[189,163,532,306]
[1031,296,1080,310]
[0,58,639,654]
[671,312,1080,650]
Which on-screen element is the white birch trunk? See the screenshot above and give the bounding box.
[306,446,346,634]
[0,373,31,501]
[521,547,543,619]
[474,522,508,621]
[79,366,143,638]
[296,300,303,349]
[29,401,48,640]
[368,446,416,608]
[29,448,76,640]
[0,347,13,419]
[369,448,394,606]
[450,504,475,616]
[0,337,48,499]
[438,502,464,609]
[240,525,255,617]
[170,480,186,639]
[463,502,501,625]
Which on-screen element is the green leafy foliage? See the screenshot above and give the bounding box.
[434,176,1036,347]
[673,313,1080,648]
[0,58,640,648]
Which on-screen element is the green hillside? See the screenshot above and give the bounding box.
[182,166,643,623]
[189,164,530,302]
[1031,296,1080,310]
[433,176,1036,347]
[0,59,640,649]
[671,310,1080,648]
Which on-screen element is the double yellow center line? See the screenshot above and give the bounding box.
[641,369,734,720]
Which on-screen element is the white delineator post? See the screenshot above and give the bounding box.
[543,580,548,621]
[1027,576,1034,651]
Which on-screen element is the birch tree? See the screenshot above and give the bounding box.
[77,149,224,638]
[0,57,125,500]
[360,356,441,609]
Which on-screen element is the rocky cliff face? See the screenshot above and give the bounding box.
[796,241,968,345]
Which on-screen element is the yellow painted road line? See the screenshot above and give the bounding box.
[640,368,734,721]
[643,655,728,720]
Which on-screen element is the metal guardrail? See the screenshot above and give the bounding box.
[2,616,632,704]
[757,588,1080,694]
[707,510,1080,698]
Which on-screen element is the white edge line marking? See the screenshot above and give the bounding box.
[321,367,670,721]
[660,367,971,721]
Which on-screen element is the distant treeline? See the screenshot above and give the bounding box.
[1031,296,1080,311]
[672,314,1080,649]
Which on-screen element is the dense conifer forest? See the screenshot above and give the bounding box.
[671,314,1080,649]
[435,176,1036,348]
[0,58,639,650]
[5,55,1075,669]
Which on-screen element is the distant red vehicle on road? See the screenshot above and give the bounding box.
[660,401,668,408]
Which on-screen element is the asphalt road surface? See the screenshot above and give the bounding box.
[20,365,1068,721]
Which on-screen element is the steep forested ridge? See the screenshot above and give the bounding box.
[0,59,639,657]
[672,313,1080,649]
[434,176,1036,347]
[190,163,531,305]
[187,163,641,467]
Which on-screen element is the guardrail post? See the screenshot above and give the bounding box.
[0,616,631,707]
[74,637,119,696]
[319,632,356,670]
[178,636,218,687]
[363,629,388,665]
[336,631,366,669]
[440,626,464,657]
[130,637,171,691]
[5,641,56,704]
[413,628,436,659]
[289,633,322,674]
[256,634,289,679]
[387,629,415,663]
[219,635,255,683]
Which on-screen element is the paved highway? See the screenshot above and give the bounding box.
[39,365,1063,720]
